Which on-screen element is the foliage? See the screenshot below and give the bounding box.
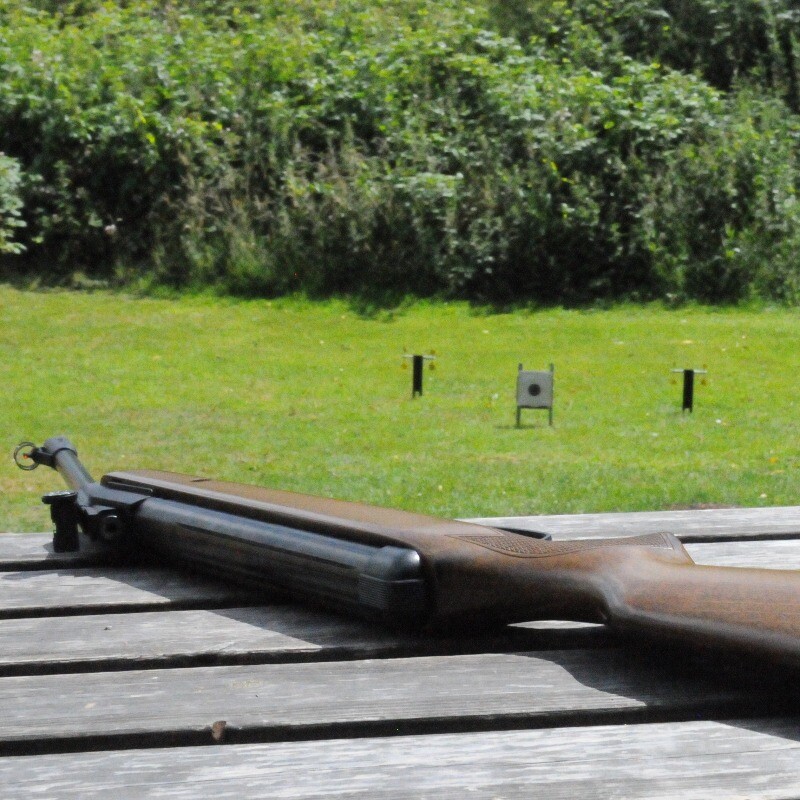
[493,0,800,108]
[640,92,800,302]
[0,153,25,254]
[1,0,800,304]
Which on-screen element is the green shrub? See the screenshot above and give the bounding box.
[1,0,800,304]
[0,153,25,255]
[639,92,800,302]
[495,0,800,109]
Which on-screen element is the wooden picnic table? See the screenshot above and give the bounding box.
[2,506,800,797]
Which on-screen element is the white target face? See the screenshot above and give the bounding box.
[516,371,553,408]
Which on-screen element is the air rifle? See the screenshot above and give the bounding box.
[14,436,800,665]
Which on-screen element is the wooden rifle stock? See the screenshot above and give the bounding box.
[17,436,800,666]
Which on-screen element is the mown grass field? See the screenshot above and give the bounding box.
[2,285,799,532]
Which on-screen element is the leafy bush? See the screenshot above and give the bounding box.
[1,0,800,304]
[495,0,800,109]
[0,153,25,254]
[640,92,800,302]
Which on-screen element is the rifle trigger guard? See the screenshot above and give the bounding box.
[13,442,39,471]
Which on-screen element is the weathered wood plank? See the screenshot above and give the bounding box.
[686,539,800,569]
[0,533,99,569]
[0,608,609,676]
[0,649,784,755]
[0,607,394,672]
[5,505,800,571]
[1,718,798,799]
[0,539,796,674]
[470,505,800,542]
[0,567,255,618]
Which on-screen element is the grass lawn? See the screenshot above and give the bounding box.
[2,284,799,532]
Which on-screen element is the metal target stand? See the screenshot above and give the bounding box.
[671,367,708,413]
[516,363,555,427]
[403,353,436,397]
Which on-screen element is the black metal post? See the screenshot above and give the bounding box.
[412,355,424,397]
[682,369,695,413]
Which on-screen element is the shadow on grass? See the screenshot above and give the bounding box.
[2,266,702,319]
[495,423,553,431]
